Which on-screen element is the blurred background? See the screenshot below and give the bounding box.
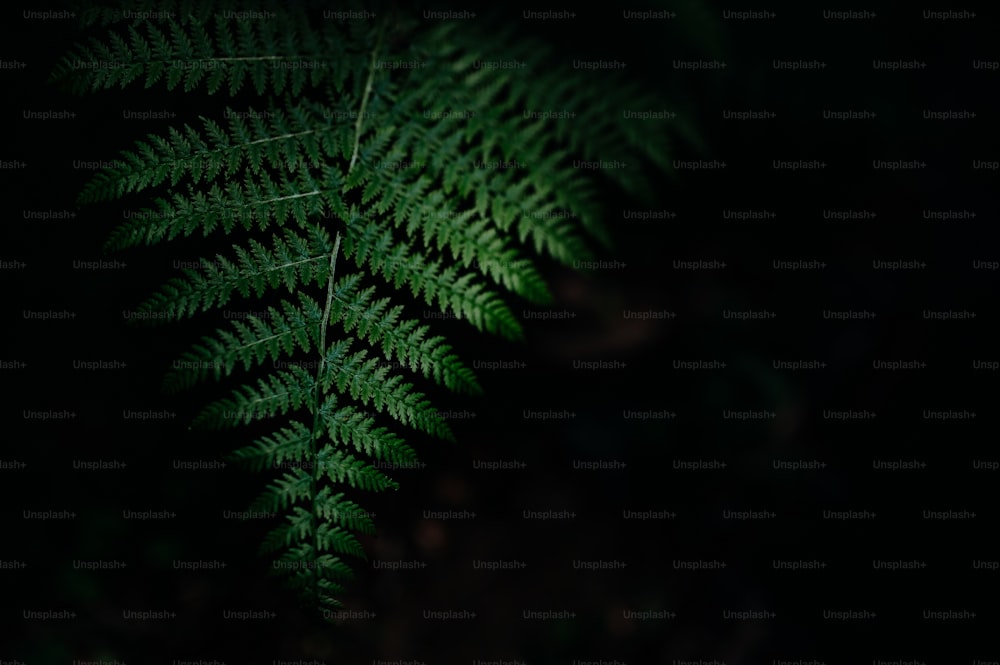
[2,1,998,662]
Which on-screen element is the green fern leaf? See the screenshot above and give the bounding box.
[252,468,313,513]
[162,293,322,393]
[318,398,419,468]
[330,273,481,395]
[136,225,335,321]
[58,1,687,617]
[227,421,313,473]
[192,365,315,429]
[320,337,453,441]
[52,7,347,96]
[343,217,523,340]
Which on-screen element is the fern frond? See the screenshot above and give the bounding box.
[315,522,367,559]
[61,0,687,617]
[136,225,335,321]
[52,8,348,96]
[263,540,354,608]
[315,487,376,536]
[343,216,523,341]
[318,397,419,468]
[320,338,453,442]
[316,446,396,493]
[274,545,355,581]
[162,293,322,393]
[331,273,481,395]
[192,365,315,429]
[78,101,346,204]
[252,467,313,512]
[103,168,344,252]
[260,505,315,553]
[227,420,313,473]
[271,545,355,599]
[370,74,603,262]
[350,147,554,304]
[422,210,552,305]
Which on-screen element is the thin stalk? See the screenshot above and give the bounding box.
[307,23,384,605]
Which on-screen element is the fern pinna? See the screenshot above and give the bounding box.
[53,0,679,616]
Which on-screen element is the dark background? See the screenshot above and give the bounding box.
[2,1,999,663]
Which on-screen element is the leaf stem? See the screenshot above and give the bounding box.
[308,22,384,606]
[318,233,342,361]
[348,26,385,175]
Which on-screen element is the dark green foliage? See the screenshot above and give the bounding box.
[54,0,684,617]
